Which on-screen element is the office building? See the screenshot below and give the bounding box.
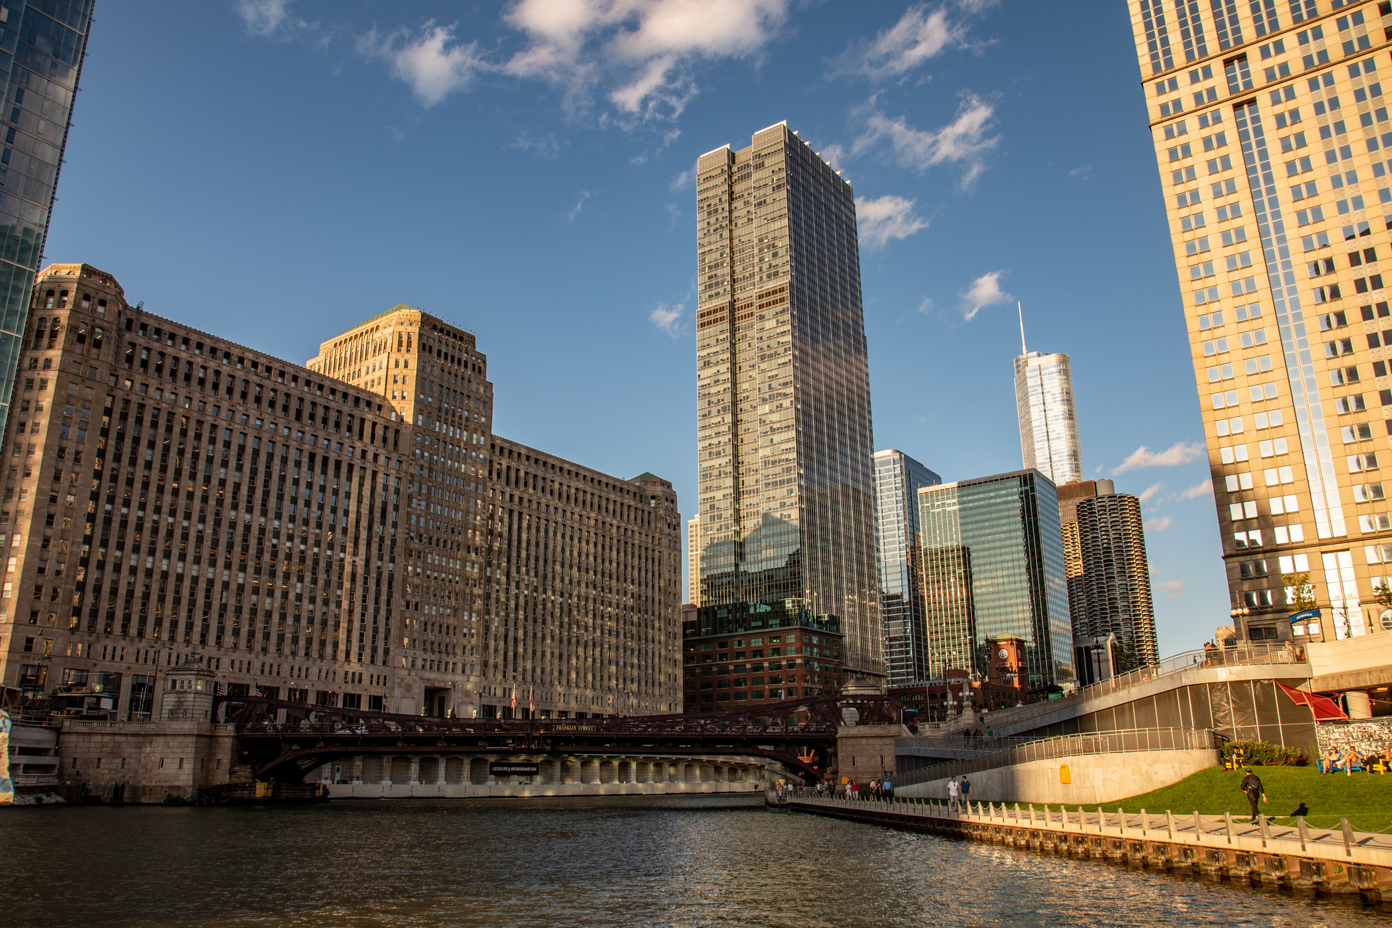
[1015,350,1084,486]
[916,470,1073,688]
[872,449,941,686]
[686,515,700,605]
[0,263,682,719]
[682,599,843,712]
[1128,1,1392,642]
[0,2,95,440]
[1059,479,1158,673]
[694,122,881,686]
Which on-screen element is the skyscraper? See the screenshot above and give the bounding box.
[1015,349,1084,486]
[694,122,882,686]
[1128,2,1392,643]
[873,449,941,686]
[1058,479,1159,671]
[0,2,95,439]
[917,470,1073,688]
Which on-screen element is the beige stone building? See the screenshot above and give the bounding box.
[686,515,700,605]
[1129,1,1392,643]
[0,264,681,721]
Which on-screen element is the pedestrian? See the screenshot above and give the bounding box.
[882,775,893,801]
[948,776,961,813]
[1239,767,1263,823]
[848,780,859,800]
[961,775,972,806]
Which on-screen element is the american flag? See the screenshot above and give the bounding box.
[215,682,226,696]
[382,697,389,713]
[511,687,517,713]
[252,683,263,697]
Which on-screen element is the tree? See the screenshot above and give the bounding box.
[1282,572,1316,611]
[1112,637,1145,675]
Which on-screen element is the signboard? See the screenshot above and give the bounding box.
[1290,608,1322,637]
[0,709,12,804]
[489,762,539,776]
[1289,609,1321,623]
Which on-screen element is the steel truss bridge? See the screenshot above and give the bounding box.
[222,694,903,782]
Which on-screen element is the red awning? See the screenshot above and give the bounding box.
[1278,681,1349,720]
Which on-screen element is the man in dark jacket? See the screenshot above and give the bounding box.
[1240,767,1263,823]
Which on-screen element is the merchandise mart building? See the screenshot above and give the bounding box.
[693,122,882,687]
[0,263,682,720]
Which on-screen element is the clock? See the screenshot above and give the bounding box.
[997,648,1009,660]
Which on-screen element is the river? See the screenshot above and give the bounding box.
[0,795,1386,927]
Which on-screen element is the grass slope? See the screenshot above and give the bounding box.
[1049,766,1392,833]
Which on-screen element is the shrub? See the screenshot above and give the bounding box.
[1221,739,1302,766]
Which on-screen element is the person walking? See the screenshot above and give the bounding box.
[882,775,893,801]
[848,780,859,800]
[961,775,972,808]
[1239,767,1263,823]
[948,776,961,813]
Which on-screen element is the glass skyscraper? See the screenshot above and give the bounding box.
[873,449,941,686]
[917,470,1073,688]
[0,1,94,439]
[694,122,882,685]
[1015,351,1084,486]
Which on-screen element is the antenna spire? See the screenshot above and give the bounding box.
[1018,301,1027,356]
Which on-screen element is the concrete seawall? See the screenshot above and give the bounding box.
[897,748,1217,805]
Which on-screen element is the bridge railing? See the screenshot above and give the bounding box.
[894,727,1219,788]
[969,643,1305,732]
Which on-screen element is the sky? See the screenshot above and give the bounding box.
[42,0,1225,656]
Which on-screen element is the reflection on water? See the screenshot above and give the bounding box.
[0,795,1386,927]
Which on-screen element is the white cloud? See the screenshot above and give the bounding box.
[359,22,488,107]
[503,0,789,118]
[670,167,695,190]
[649,302,685,337]
[511,133,562,159]
[832,4,965,81]
[235,0,294,36]
[1180,478,1212,500]
[958,270,1010,322]
[1114,441,1205,474]
[1154,578,1184,599]
[917,297,934,315]
[568,190,593,222]
[1070,165,1092,180]
[1146,516,1172,532]
[855,195,929,249]
[850,94,997,187]
[1138,482,1162,505]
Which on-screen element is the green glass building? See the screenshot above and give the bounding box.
[0,1,94,438]
[916,470,1073,688]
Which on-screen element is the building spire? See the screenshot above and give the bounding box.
[1018,301,1027,356]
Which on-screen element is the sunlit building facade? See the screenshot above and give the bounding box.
[694,121,882,685]
[686,515,700,605]
[0,1,95,440]
[916,470,1073,688]
[1015,351,1084,486]
[873,449,940,686]
[1128,0,1392,642]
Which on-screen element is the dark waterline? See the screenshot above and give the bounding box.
[1,795,1387,928]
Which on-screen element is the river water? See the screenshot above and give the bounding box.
[0,795,1386,927]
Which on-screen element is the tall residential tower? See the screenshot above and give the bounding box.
[694,122,882,685]
[873,449,941,686]
[1129,1,1392,642]
[1015,349,1084,486]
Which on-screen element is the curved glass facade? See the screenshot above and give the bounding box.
[873,449,940,686]
[1014,351,1083,486]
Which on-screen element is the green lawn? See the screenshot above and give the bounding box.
[1042,766,1392,834]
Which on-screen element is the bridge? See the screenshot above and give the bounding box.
[222,693,904,786]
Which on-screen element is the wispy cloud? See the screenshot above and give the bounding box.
[1180,478,1212,500]
[235,0,296,36]
[568,190,593,222]
[649,302,685,337]
[1114,441,1205,474]
[830,3,972,81]
[856,195,929,249]
[959,270,1010,321]
[503,0,789,119]
[670,167,695,190]
[917,297,934,315]
[848,93,998,187]
[1154,578,1184,599]
[1138,483,1162,505]
[358,22,487,107]
[1146,516,1173,532]
[511,133,562,159]
[1069,165,1092,180]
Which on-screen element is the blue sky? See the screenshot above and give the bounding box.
[43,0,1225,655]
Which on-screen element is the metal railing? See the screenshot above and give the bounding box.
[966,643,1306,733]
[894,727,1219,788]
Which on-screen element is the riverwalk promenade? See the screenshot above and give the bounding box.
[784,793,1392,903]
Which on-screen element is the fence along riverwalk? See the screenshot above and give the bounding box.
[785,794,1392,903]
